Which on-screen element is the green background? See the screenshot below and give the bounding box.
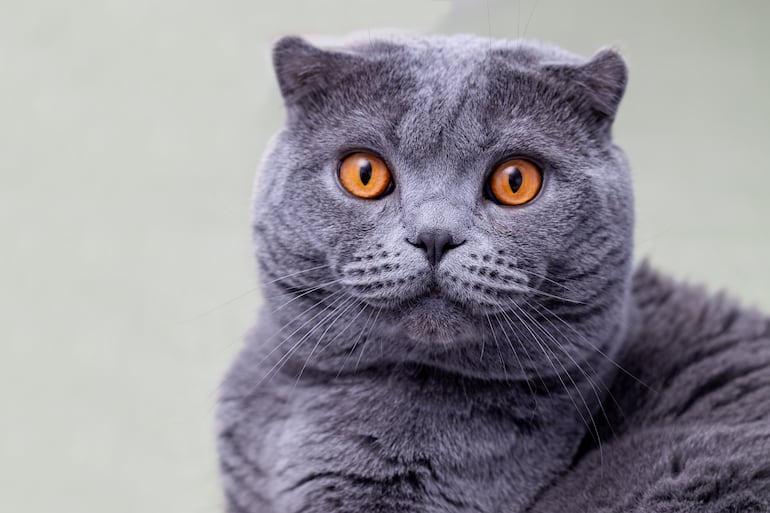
[2,1,768,511]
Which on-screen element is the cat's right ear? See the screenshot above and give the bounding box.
[542,48,628,133]
[272,36,353,102]
[575,48,628,121]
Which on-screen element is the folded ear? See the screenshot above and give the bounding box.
[272,36,357,102]
[578,48,628,119]
[545,48,628,129]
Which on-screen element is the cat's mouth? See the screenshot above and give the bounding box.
[410,280,471,312]
[415,278,456,303]
[426,282,444,299]
[412,274,522,317]
[396,279,480,344]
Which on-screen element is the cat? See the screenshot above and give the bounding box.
[217,33,770,513]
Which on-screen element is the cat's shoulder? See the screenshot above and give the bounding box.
[619,261,770,427]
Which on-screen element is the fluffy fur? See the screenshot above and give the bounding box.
[217,34,770,513]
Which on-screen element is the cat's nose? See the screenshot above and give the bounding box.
[408,230,464,266]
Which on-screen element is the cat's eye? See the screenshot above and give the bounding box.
[486,159,543,206]
[338,152,393,199]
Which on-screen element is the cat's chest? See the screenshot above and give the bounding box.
[286,369,539,455]
[261,370,581,513]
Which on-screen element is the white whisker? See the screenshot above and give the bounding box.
[494,314,541,416]
[508,302,603,465]
[486,314,508,380]
[293,297,364,389]
[262,263,333,286]
[513,299,607,467]
[270,278,345,312]
[259,295,356,388]
[536,303,655,393]
[354,306,383,372]
[529,301,627,428]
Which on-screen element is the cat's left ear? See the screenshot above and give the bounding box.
[272,36,358,103]
[546,48,628,129]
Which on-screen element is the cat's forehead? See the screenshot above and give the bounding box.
[345,36,585,164]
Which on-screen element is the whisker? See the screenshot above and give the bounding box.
[261,288,347,347]
[292,297,364,389]
[529,301,628,427]
[522,0,540,38]
[479,329,486,362]
[508,302,603,464]
[337,304,380,378]
[188,286,259,321]
[336,318,370,378]
[494,314,540,417]
[263,273,343,300]
[497,309,552,403]
[261,263,333,286]
[212,289,347,402]
[486,314,508,380]
[536,303,656,393]
[486,0,492,50]
[259,295,356,388]
[520,286,586,305]
[191,266,336,323]
[317,298,370,360]
[231,291,350,401]
[511,266,579,294]
[515,298,610,465]
[354,306,383,371]
[270,278,345,312]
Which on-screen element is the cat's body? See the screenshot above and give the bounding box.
[528,265,770,513]
[217,34,770,512]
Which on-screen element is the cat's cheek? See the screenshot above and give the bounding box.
[476,206,555,261]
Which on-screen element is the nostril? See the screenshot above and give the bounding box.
[409,230,464,266]
[446,239,465,251]
[406,238,427,251]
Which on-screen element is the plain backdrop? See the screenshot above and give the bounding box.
[2,1,769,512]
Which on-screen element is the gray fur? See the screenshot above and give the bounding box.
[217,34,770,513]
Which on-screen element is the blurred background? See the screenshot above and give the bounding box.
[2,1,768,511]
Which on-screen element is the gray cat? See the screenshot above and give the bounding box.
[217,34,770,513]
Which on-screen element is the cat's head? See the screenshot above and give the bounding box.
[252,34,633,378]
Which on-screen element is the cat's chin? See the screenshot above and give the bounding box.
[398,296,479,345]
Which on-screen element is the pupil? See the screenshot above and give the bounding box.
[359,161,373,186]
[508,167,523,192]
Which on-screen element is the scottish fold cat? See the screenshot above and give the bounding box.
[217,34,770,512]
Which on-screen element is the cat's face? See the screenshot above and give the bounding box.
[253,35,633,376]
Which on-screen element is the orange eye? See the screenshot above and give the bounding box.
[338,152,393,199]
[487,159,542,206]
